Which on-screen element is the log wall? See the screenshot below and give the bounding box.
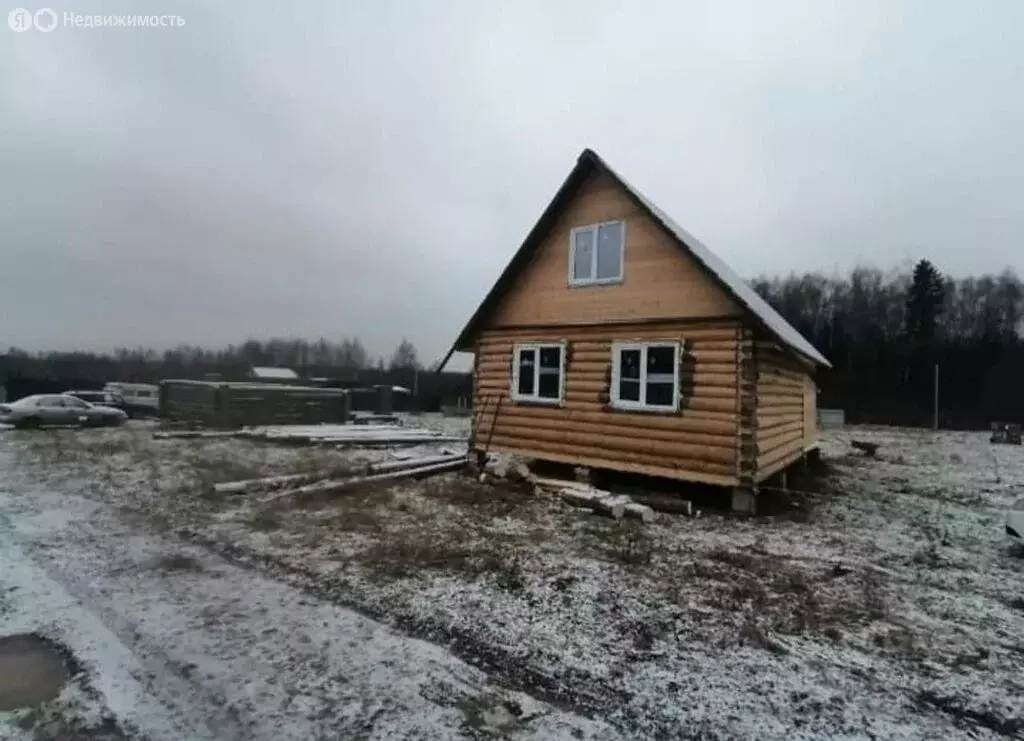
[472,320,743,486]
[754,342,812,481]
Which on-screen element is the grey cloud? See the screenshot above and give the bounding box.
[1,0,1022,371]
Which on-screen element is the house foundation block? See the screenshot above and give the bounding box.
[731,487,757,515]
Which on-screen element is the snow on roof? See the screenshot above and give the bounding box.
[250,366,299,380]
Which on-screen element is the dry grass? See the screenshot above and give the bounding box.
[186,453,267,491]
[360,539,477,578]
[308,483,398,532]
[419,475,534,517]
[357,536,527,584]
[248,510,282,532]
[248,472,542,587]
[80,436,135,457]
[677,545,893,642]
[601,523,657,566]
[151,552,205,572]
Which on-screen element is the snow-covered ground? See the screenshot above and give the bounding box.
[2,418,1024,739]
[0,421,614,740]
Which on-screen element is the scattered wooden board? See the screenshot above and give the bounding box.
[261,455,467,506]
[155,423,466,448]
[625,492,695,517]
[216,453,466,496]
[153,430,237,440]
[559,488,626,519]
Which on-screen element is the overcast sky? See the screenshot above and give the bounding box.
[2,1,1022,368]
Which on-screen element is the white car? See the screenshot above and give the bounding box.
[0,394,129,429]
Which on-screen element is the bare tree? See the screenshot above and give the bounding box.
[389,338,420,370]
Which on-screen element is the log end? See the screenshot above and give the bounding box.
[605,501,626,520]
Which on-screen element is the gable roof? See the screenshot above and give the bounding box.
[443,148,830,369]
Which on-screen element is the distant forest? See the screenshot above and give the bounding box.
[752,260,1023,429]
[1,337,430,380]
[2,261,1022,428]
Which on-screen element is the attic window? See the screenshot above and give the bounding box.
[511,343,565,404]
[570,221,624,286]
[610,341,681,412]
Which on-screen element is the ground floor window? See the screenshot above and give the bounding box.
[611,341,681,411]
[511,343,565,404]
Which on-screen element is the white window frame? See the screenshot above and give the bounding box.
[568,220,626,286]
[610,340,682,412]
[510,342,566,405]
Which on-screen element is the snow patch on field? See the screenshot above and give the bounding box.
[4,419,1024,739]
[0,428,619,739]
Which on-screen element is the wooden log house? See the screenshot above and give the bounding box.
[441,149,830,512]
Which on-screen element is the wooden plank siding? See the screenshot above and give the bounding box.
[471,320,743,487]
[490,171,743,328]
[754,342,812,481]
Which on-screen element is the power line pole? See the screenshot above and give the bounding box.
[933,363,939,430]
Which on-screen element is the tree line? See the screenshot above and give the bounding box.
[2,336,429,380]
[0,336,476,412]
[3,261,1022,428]
[752,261,1024,429]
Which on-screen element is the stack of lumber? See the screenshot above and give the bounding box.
[154,423,467,446]
[160,380,352,428]
[350,413,401,425]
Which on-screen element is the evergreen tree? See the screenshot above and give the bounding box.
[904,259,946,342]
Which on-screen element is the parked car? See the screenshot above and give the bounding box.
[65,389,127,409]
[104,382,159,417]
[0,394,129,429]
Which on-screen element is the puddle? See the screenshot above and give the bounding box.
[0,633,71,711]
